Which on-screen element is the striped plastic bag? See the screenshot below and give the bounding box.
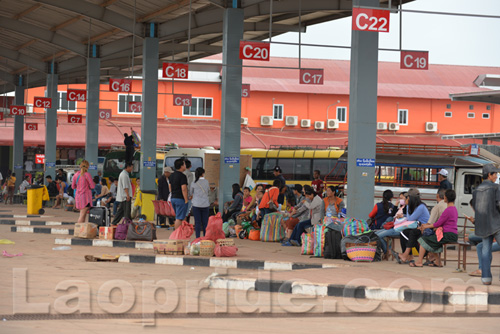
[301,233,314,255]
[260,213,285,242]
[342,217,371,237]
[313,224,327,257]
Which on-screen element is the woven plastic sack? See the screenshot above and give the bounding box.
[301,233,314,255]
[342,217,371,237]
[260,213,285,242]
[169,221,194,240]
[313,224,327,257]
[192,212,225,244]
[345,236,377,262]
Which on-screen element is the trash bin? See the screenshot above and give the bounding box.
[27,185,44,215]
[141,190,157,222]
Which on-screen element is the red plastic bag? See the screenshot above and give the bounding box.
[214,244,238,257]
[169,221,194,240]
[153,200,165,216]
[161,201,175,217]
[192,213,226,244]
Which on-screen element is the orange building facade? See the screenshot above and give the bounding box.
[18,57,500,138]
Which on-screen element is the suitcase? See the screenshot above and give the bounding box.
[259,213,285,242]
[88,207,110,227]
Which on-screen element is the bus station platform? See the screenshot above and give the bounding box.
[1,204,500,325]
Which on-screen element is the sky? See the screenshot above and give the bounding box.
[269,0,500,67]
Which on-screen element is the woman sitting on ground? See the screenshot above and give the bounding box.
[392,188,430,263]
[323,186,345,220]
[285,185,324,247]
[222,183,244,222]
[408,189,459,267]
[368,189,395,229]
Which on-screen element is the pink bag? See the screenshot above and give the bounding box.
[192,213,226,244]
[436,227,444,242]
[169,221,194,240]
[161,201,175,217]
[214,244,238,257]
[153,200,165,216]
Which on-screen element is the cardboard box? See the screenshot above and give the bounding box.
[204,153,252,188]
[99,226,117,240]
[74,223,98,239]
[154,239,189,255]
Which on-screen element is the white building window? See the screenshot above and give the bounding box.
[444,111,452,118]
[45,91,77,112]
[273,104,283,120]
[467,112,475,119]
[398,109,408,125]
[337,107,347,123]
[118,94,142,114]
[182,97,213,117]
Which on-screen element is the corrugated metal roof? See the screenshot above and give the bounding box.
[240,58,500,99]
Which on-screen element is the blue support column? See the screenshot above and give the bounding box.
[346,0,380,218]
[140,24,159,191]
[13,75,25,190]
[219,7,244,210]
[44,62,58,181]
[85,44,101,177]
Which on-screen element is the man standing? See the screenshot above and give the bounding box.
[311,170,324,196]
[183,159,194,219]
[170,159,188,229]
[123,132,135,165]
[438,169,452,191]
[112,163,133,225]
[472,164,500,285]
[157,166,173,226]
[273,166,286,187]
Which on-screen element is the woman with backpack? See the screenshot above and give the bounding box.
[72,160,95,223]
[368,189,395,229]
[222,183,244,222]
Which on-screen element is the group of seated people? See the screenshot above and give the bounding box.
[373,188,459,267]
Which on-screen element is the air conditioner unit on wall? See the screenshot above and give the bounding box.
[377,122,387,130]
[388,122,399,131]
[327,119,339,129]
[285,116,298,126]
[241,117,248,125]
[301,119,311,128]
[260,115,273,126]
[314,121,325,130]
[426,122,438,132]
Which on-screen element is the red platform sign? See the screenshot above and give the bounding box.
[67,89,87,102]
[26,123,38,131]
[299,69,324,85]
[162,63,189,79]
[239,41,270,61]
[10,105,26,116]
[128,101,142,113]
[68,115,83,124]
[34,97,52,109]
[35,154,45,164]
[352,8,390,33]
[173,94,192,107]
[0,112,3,121]
[109,78,132,92]
[242,84,250,98]
[400,51,429,70]
[99,109,112,119]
